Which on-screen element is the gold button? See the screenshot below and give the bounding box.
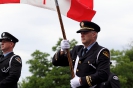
[73,60,75,62]
[76,69,79,72]
[88,61,90,64]
[79,61,81,64]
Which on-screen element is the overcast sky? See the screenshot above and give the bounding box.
[0,0,133,82]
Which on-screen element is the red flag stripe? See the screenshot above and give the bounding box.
[0,0,20,3]
[43,0,45,4]
[78,0,93,9]
[67,0,96,21]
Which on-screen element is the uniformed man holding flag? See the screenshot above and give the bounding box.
[52,21,110,88]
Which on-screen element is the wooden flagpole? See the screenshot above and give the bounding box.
[54,0,74,78]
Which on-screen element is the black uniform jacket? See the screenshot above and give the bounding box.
[99,72,121,88]
[0,52,22,88]
[52,42,110,88]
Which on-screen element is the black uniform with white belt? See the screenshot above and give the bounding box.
[0,52,22,88]
[52,42,110,88]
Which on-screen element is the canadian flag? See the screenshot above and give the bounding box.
[0,0,96,22]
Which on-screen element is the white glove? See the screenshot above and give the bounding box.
[61,40,70,50]
[70,76,81,88]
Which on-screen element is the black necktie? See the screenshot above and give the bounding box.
[83,48,88,55]
[0,55,4,61]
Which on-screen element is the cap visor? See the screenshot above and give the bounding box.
[0,38,11,42]
[76,29,92,33]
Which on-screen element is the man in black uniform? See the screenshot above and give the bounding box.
[52,21,110,88]
[0,32,22,88]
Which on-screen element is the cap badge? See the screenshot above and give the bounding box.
[81,22,84,27]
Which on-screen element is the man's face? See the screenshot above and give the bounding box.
[0,42,2,55]
[0,39,13,51]
[80,31,97,46]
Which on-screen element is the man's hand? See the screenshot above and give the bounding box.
[70,76,81,88]
[60,40,70,51]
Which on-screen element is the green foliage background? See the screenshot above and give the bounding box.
[19,38,133,88]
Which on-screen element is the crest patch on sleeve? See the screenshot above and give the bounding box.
[113,76,119,80]
[103,51,110,58]
[15,57,22,63]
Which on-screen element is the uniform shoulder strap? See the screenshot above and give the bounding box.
[9,54,17,68]
[96,48,106,64]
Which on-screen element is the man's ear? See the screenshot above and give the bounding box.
[10,42,15,47]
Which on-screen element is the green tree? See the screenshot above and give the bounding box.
[110,42,133,88]
[42,38,78,88]
[19,39,133,88]
[19,50,51,88]
[27,50,51,77]
[19,38,78,88]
